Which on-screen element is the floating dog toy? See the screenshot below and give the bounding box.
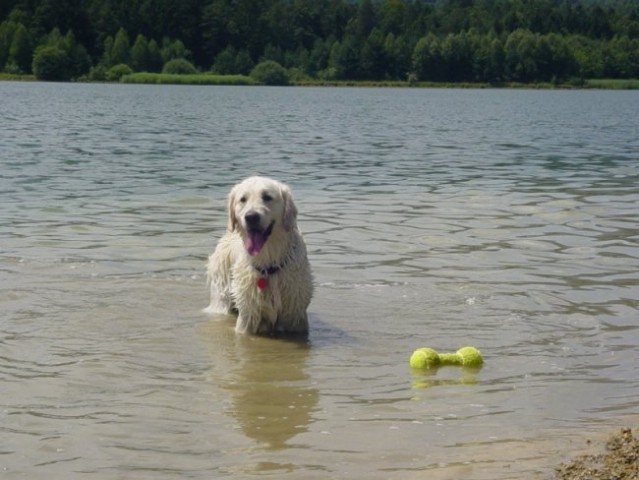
[409,346,483,369]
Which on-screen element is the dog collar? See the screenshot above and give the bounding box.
[256,265,282,276]
[254,241,298,290]
[255,264,282,290]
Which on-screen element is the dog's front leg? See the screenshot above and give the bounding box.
[204,238,237,315]
[233,298,268,334]
[234,299,277,335]
[234,314,253,334]
[204,280,233,314]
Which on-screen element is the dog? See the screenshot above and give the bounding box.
[205,176,313,335]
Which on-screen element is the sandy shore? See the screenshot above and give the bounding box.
[554,427,638,479]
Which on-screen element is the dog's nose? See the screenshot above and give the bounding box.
[245,211,261,228]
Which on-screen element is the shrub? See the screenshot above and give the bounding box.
[162,58,197,74]
[287,67,310,83]
[32,46,70,81]
[105,63,133,82]
[3,60,22,74]
[316,67,337,80]
[250,60,289,85]
[86,64,106,81]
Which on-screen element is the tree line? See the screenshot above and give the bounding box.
[1,0,638,83]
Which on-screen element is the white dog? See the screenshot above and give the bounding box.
[205,176,313,335]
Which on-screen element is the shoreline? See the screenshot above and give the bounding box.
[2,73,638,89]
[554,426,638,480]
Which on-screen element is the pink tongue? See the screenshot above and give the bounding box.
[246,230,266,256]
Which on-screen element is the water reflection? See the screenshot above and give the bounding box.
[201,318,318,449]
[410,367,482,390]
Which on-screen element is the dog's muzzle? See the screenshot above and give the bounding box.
[244,213,274,256]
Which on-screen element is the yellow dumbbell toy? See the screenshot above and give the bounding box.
[409,346,483,369]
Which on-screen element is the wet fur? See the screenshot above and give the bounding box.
[205,176,313,335]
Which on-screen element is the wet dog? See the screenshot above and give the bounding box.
[205,176,312,335]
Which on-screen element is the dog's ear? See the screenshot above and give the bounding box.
[227,187,237,232]
[280,185,298,232]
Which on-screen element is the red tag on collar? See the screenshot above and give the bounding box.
[256,277,268,290]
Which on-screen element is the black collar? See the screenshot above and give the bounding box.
[256,264,282,276]
[254,241,298,277]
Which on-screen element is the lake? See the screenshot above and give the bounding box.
[1,82,638,479]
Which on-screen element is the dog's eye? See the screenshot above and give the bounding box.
[262,193,273,203]
[239,196,247,204]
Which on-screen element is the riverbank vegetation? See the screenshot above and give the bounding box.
[121,72,255,85]
[1,0,638,86]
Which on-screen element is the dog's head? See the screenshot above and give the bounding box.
[227,176,298,256]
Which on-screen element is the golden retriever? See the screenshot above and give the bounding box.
[205,176,313,335]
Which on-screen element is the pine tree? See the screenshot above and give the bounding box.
[110,28,130,66]
[8,23,31,73]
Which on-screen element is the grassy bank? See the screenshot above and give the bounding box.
[292,79,499,88]
[291,79,417,88]
[3,73,638,89]
[121,72,256,85]
[287,78,639,89]
[0,73,36,81]
[584,78,639,89]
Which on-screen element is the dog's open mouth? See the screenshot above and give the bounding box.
[246,221,274,256]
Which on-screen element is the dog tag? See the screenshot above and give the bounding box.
[256,277,268,290]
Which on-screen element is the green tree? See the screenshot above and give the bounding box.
[234,48,254,75]
[0,20,17,68]
[382,33,410,80]
[567,35,603,79]
[378,0,407,35]
[28,27,90,79]
[604,36,639,78]
[261,43,285,66]
[356,0,376,37]
[201,0,232,63]
[541,33,577,81]
[33,0,73,37]
[360,27,386,79]
[130,34,150,71]
[110,27,130,66]
[307,38,330,75]
[8,22,31,73]
[473,35,504,82]
[440,32,474,81]
[329,34,362,79]
[147,39,163,72]
[102,35,114,68]
[161,37,189,63]
[504,29,538,81]
[211,45,236,74]
[64,30,91,78]
[210,45,254,75]
[32,45,69,80]
[412,34,440,81]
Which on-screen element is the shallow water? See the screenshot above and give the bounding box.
[1,82,638,479]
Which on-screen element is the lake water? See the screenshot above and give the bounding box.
[1,82,638,479]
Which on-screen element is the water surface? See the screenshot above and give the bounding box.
[1,82,638,479]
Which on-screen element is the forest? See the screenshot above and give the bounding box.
[1,0,638,84]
